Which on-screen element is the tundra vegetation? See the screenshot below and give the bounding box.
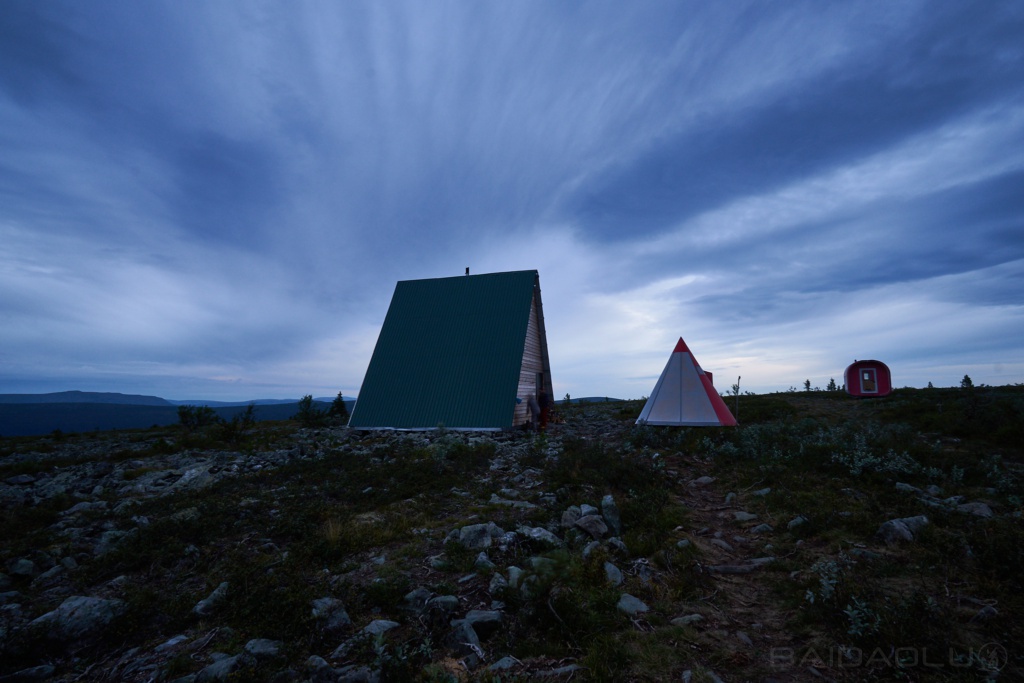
[0,385,1022,681]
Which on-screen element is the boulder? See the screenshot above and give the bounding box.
[574,514,608,539]
[457,524,492,549]
[616,594,649,616]
[601,494,622,535]
[671,614,704,627]
[244,638,283,659]
[517,526,562,547]
[29,595,126,643]
[560,506,581,528]
[193,582,230,616]
[877,515,929,544]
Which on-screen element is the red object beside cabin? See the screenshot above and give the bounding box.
[844,360,892,397]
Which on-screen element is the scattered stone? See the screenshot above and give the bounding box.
[304,655,334,680]
[749,556,775,566]
[607,537,628,555]
[5,474,36,485]
[690,476,715,487]
[574,514,608,539]
[752,487,771,496]
[736,630,754,647]
[31,565,64,588]
[601,494,622,535]
[925,484,943,496]
[724,492,737,503]
[363,619,400,637]
[517,525,562,547]
[155,634,190,652]
[506,567,524,589]
[244,638,283,659]
[604,562,623,586]
[458,524,493,549]
[671,614,704,627]
[876,515,929,545]
[464,609,503,638]
[849,548,882,561]
[312,597,352,632]
[489,493,537,509]
[958,502,993,518]
[30,595,126,643]
[475,552,497,572]
[8,559,36,578]
[676,539,692,549]
[446,619,481,656]
[710,539,734,552]
[489,656,521,671]
[751,523,774,534]
[734,511,758,522]
[896,482,922,494]
[193,582,230,616]
[787,516,808,530]
[616,593,649,616]
[196,653,252,682]
[561,506,581,528]
[535,663,584,677]
[489,573,508,594]
[426,595,459,614]
[580,503,599,517]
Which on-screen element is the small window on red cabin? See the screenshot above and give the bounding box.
[861,369,877,393]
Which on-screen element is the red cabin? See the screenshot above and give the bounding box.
[844,360,892,397]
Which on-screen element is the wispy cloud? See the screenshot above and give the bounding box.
[1,1,1022,400]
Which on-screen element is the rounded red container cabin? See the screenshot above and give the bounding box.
[844,360,892,397]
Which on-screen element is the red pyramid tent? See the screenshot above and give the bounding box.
[636,337,737,426]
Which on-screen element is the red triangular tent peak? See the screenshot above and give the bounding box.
[637,337,737,427]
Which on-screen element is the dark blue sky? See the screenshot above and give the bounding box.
[2,1,1022,399]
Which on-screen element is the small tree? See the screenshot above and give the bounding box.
[960,374,974,390]
[293,395,327,427]
[826,378,837,392]
[178,405,220,432]
[329,392,349,422]
[731,376,741,421]
[927,381,934,389]
[217,404,256,445]
[563,393,571,403]
[804,379,811,392]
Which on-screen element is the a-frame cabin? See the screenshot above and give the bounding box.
[349,270,553,430]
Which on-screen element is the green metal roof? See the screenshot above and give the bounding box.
[349,270,539,429]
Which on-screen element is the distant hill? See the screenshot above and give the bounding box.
[0,395,348,437]
[559,396,625,404]
[0,391,171,406]
[168,398,306,407]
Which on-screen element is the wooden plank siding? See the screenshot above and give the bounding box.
[513,282,553,427]
[514,296,542,426]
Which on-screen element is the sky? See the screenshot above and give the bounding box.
[2,1,1023,402]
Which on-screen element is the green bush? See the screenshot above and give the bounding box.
[177,405,220,431]
[293,395,328,427]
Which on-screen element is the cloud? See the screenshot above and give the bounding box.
[1,1,1022,400]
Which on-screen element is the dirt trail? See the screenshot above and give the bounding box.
[666,451,831,683]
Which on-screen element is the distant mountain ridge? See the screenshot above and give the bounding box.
[0,391,171,406]
[0,391,352,437]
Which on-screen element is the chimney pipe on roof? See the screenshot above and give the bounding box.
[466,267,469,275]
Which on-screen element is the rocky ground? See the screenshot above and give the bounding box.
[1,391,1022,682]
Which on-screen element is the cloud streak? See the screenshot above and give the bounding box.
[1,1,1022,400]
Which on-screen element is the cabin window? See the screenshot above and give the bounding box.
[861,368,878,393]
